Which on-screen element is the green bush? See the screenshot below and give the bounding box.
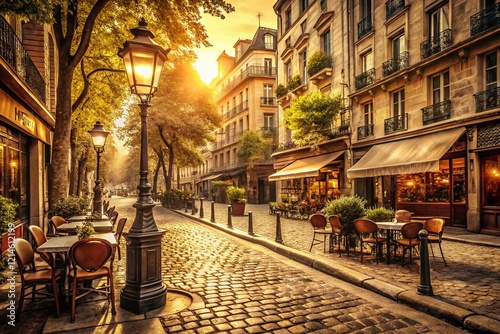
[321,195,366,237]
[307,51,332,77]
[50,196,88,219]
[364,206,394,222]
[286,74,302,90]
[226,186,246,203]
[276,84,289,98]
[0,196,18,234]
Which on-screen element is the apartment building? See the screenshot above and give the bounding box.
[185,27,279,204]
[272,0,352,206]
[0,15,56,243]
[346,0,500,235]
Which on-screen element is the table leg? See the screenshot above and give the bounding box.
[386,231,391,265]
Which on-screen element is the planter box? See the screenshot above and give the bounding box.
[231,202,246,216]
[1,221,25,254]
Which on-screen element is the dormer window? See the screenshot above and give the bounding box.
[265,34,274,49]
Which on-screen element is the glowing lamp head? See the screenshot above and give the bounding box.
[89,122,109,151]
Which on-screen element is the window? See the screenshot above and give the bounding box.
[264,34,274,49]
[430,4,449,40]
[264,58,273,75]
[321,0,327,11]
[392,89,405,118]
[301,20,307,33]
[300,50,307,83]
[484,153,500,206]
[362,51,373,72]
[285,8,291,31]
[361,0,372,19]
[285,62,292,83]
[486,51,497,91]
[239,119,243,133]
[321,30,331,55]
[358,0,373,38]
[364,102,373,125]
[432,70,450,104]
[392,34,406,60]
[300,0,309,13]
[263,84,273,98]
[285,37,291,48]
[264,114,275,130]
[239,92,243,104]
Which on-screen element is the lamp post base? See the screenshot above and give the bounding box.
[120,230,167,314]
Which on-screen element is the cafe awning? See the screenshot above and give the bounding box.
[195,173,224,184]
[347,127,466,178]
[269,151,344,181]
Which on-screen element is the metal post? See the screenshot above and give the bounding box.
[248,211,254,235]
[275,213,283,244]
[199,198,204,219]
[417,229,434,296]
[191,199,196,215]
[210,201,215,222]
[227,205,233,228]
[184,200,188,213]
[92,149,103,214]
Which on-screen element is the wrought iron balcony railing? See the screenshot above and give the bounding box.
[260,97,276,105]
[384,113,408,134]
[219,65,276,97]
[470,2,500,36]
[420,29,452,60]
[386,0,405,20]
[0,16,46,104]
[421,100,451,125]
[272,124,350,153]
[357,124,374,140]
[355,68,375,90]
[474,87,500,113]
[224,100,248,120]
[358,14,373,39]
[273,141,296,153]
[382,51,408,77]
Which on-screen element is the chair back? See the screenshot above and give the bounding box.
[354,218,378,234]
[103,200,109,212]
[400,222,424,239]
[328,215,342,234]
[115,218,127,242]
[50,216,67,228]
[28,225,54,265]
[69,238,113,272]
[309,214,327,229]
[110,211,119,227]
[14,238,35,273]
[424,218,445,236]
[106,206,116,218]
[395,210,412,222]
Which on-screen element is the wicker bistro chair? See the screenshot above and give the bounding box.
[424,218,447,266]
[353,218,387,264]
[114,218,127,261]
[68,238,116,322]
[308,214,333,253]
[13,238,62,321]
[394,222,424,266]
[327,215,343,257]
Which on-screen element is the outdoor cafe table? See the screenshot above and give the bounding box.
[375,222,408,264]
[57,220,113,234]
[36,233,117,295]
[67,214,109,222]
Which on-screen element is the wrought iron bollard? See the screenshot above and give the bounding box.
[417,229,434,296]
[210,201,215,222]
[275,213,283,244]
[248,211,254,235]
[191,199,196,215]
[199,198,204,219]
[227,205,233,228]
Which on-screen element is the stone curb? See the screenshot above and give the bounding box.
[171,209,500,333]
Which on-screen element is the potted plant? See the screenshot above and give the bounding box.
[276,84,289,99]
[76,220,96,240]
[364,206,394,222]
[226,186,247,216]
[307,51,332,77]
[287,74,302,91]
[0,196,19,253]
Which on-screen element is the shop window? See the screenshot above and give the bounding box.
[483,153,500,206]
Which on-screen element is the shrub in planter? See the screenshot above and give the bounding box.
[0,196,18,234]
[276,84,289,99]
[307,51,332,77]
[226,186,246,203]
[50,196,88,219]
[321,195,366,239]
[364,206,394,222]
[286,74,302,91]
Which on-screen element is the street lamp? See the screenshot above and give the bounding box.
[88,121,109,215]
[118,19,169,314]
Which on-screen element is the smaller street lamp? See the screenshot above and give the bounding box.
[89,121,109,215]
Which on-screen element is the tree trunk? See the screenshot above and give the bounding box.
[152,158,160,200]
[69,130,78,196]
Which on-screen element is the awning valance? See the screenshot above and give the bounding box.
[269,151,344,181]
[195,173,224,184]
[347,127,466,178]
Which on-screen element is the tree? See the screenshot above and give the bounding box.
[284,91,343,146]
[0,0,234,207]
[236,130,273,164]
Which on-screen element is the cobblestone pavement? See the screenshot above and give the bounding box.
[201,202,500,321]
[0,197,464,333]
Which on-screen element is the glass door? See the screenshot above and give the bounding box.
[451,158,466,226]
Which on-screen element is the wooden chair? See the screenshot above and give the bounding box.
[424,218,447,266]
[48,216,68,237]
[28,225,52,267]
[308,213,332,252]
[13,238,62,321]
[353,218,387,264]
[106,205,116,218]
[327,215,343,257]
[103,200,109,213]
[109,211,119,231]
[114,218,127,260]
[68,238,116,322]
[394,222,423,266]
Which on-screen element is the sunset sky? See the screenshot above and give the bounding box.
[194,0,277,83]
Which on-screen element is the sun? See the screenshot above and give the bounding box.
[194,57,217,84]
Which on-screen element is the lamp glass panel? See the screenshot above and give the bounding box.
[122,52,135,88]
[92,135,107,148]
[152,57,165,89]
[131,50,155,94]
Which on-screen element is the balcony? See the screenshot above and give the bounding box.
[357,124,374,140]
[0,16,46,104]
[386,0,405,20]
[384,113,408,134]
[355,68,375,90]
[224,100,248,120]
[474,87,500,113]
[420,29,452,60]
[358,14,373,40]
[219,65,276,97]
[382,51,408,77]
[470,2,500,36]
[260,97,276,106]
[421,100,451,125]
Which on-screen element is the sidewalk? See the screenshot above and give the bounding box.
[177,202,500,333]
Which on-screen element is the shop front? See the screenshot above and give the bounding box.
[348,127,467,226]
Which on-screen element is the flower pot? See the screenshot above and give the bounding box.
[231,202,246,216]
